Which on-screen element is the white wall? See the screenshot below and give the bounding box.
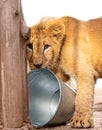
[21,0,102,26]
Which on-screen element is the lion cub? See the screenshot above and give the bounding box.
[27,16,102,128]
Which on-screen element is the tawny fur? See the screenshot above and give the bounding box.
[26,16,102,128]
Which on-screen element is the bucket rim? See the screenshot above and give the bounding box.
[28,68,62,128]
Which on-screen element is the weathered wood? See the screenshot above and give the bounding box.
[0,0,32,129]
[20,1,30,124]
[35,125,71,130]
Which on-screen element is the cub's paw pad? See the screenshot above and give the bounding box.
[70,115,94,128]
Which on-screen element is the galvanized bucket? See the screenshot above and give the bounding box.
[28,68,76,128]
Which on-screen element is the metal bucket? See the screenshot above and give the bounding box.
[28,68,76,128]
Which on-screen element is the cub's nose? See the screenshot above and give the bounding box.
[33,63,42,69]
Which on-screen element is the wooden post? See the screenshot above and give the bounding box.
[0,0,33,129]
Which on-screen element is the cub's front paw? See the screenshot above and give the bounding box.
[70,113,94,128]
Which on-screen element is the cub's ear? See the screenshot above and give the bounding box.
[48,22,65,42]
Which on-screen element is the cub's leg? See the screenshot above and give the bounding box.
[70,71,95,128]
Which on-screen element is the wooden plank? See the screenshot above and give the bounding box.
[0,0,32,129]
[33,123,101,130]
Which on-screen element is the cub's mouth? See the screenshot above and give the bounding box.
[31,63,48,70]
[33,63,42,69]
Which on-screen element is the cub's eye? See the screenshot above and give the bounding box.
[26,43,33,49]
[44,44,50,50]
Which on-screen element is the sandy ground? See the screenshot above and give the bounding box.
[93,87,102,129]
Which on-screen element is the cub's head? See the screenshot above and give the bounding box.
[26,20,65,70]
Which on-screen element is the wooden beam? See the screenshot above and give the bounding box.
[0,0,32,129]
